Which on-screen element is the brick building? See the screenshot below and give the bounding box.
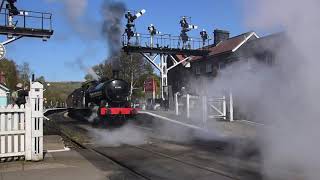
[168,29,286,96]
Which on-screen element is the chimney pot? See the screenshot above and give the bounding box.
[214,29,230,45]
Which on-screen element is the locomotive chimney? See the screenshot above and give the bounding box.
[112,70,119,79]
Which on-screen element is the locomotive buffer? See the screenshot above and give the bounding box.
[122,12,209,103]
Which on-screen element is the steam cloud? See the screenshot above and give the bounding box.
[101,0,126,70]
[200,0,320,179]
[88,124,147,147]
[75,58,99,81]
[45,0,100,39]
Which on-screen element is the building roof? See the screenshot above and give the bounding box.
[209,31,259,56]
[175,31,259,63]
[0,83,9,92]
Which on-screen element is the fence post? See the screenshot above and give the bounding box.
[222,96,227,120]
[229,92,234,122]
[202,96,207,129]
[28,82,44,161]
[186,94,190,118]
[25,101,31,160]
[175,92,179,115]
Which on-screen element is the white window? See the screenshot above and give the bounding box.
[195,66,201,75]
[206,63,213,73]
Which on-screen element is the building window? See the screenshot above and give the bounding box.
[218,63,226,70]
[206,63,213,73]
[195,65,201,75]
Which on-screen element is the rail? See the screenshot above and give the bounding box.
[122,33,212,51]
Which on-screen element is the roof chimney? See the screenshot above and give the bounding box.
[214,29,230,45]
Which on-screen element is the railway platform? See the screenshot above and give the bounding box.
[0,135,126,180]
[140,110,259,140]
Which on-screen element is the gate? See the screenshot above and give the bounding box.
[0,105,27,158]
[0,81,44,161]
[175,92,234,124]
[206,96,227,120]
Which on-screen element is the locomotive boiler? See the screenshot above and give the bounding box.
[67,78,138,125]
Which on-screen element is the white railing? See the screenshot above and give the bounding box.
[175,92,234,123]
[0,81,43,161]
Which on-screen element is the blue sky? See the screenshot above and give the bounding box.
[3,0,262,81]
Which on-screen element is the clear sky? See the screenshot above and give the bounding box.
[3,0,263,81]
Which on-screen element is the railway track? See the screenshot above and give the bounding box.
[59,128,240,180]
[48,111,260,180]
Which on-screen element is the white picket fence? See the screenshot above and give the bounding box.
[0,82,43,161]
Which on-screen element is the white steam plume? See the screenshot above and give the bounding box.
[76,58,99,81]
[45,0,87,20]
[86,124,147,147]
[204,0,320,179]
[44,0,100,39]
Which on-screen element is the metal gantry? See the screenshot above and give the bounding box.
[123,33,210,100]
[0,0,53,59]
[123,11,210,101]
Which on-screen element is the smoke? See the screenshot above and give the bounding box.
[76,58,99,80]
[44,0,100,39]
[66,57,100,80]
[87,107,99,123]
[101,0,126,69]
[87,124,147,147]
[81,108,146,147]
[197,0,320,179]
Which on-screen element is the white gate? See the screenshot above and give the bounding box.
[175,92,234,123]
[207,96,227,120]
[0,105,26,158]
[0,81,43,161]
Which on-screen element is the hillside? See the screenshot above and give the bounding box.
[44,81,82,106]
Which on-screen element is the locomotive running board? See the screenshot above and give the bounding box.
[139,111,207,131]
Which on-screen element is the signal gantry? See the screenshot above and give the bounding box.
[122,10,210,101]
[0,0,54,59]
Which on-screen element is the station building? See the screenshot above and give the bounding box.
[168,29,287,96]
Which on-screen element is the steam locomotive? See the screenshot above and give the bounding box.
[66,78,138,125]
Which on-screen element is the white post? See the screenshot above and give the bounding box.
[7,108,12,153]
[222,96,227,120]
[28,82,44,161]
[25,101,31,160]
[202,96,207,129]
[186,94,190,118]
[150,35,154,48]
[20,105,25,153]
[160,54,168,100]
[229,92,234,122]
[0,113,5,154]
[175,92,179,115]
[13,105,19,153]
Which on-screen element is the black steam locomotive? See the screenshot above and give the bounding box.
[66,78,138,125]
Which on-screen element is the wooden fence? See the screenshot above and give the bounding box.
[0,82,43,161]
